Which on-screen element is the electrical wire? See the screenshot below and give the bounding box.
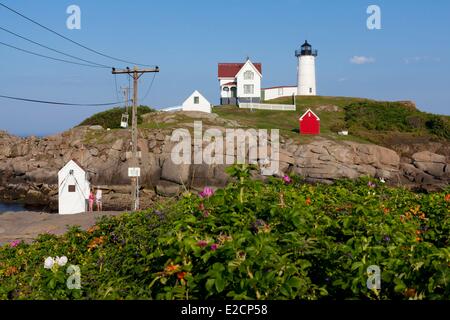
[73,175,87,200]
[141,72,157,102]
[128,74,132,94]
[0,2,156,67]
[59,172,70,189]
[0,26,112,68]
[114,74,121,102]
[0,40,109,68]
[0,94,130,106]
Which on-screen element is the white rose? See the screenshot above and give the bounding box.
[57,256,68,267]
[44,257,55,269]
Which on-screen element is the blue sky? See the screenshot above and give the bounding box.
[0,0,449,136]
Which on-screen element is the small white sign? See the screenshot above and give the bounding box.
[128,167,141,177]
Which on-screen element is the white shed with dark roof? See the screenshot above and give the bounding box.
[58,159,90,215]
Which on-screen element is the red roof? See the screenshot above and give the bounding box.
[223,81,237,86]
[218,62,262,78]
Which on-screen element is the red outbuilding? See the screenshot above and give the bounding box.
[299,109,320,135]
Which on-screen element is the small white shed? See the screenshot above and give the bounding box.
[182,90,212,113]
[58,159,90,215]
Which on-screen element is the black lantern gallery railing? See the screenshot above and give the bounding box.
[295,49,318,57]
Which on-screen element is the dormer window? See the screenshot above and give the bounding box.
[244,71,254,80]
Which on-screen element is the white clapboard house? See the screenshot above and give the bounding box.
[58,159,90,215]
[218,58,262,105]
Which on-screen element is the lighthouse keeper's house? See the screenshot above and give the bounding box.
[218,59,262,105]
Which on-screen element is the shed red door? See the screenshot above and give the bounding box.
[299,110,320,135]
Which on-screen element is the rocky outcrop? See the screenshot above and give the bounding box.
[292,140,401,183]
[412,151,447,177]
[0,113,448,211]
[399,151,450,188]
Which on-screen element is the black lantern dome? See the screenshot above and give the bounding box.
[295,40,318,57]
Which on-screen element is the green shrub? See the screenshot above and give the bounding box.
[406,115,425,129]
[425,116,450,139]
[330,121,347,133]
[344,101,421,132]
[344,101,450,141]
[0,168,449,300]
[79,106,154,129]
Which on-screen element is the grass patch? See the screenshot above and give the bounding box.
[79,106,155,129]
[213,97,372,143]
[214,96,449,146]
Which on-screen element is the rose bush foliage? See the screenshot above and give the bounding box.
[0,168,449,300]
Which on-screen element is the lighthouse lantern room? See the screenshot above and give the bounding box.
[295,40,318,96]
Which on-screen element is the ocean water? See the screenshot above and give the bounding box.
[0,202,26,213]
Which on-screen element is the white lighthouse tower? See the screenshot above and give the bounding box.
[295,40,318,96]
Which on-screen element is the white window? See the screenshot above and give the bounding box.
[194,96,199,104]
[244,71,254,80]
[244,84,254,95]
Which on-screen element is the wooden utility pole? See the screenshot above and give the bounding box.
[112,66,159,211]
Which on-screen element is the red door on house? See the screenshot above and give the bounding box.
[299,109,320,135]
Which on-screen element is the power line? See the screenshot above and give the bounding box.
[0,2,156,67]
[0,94,130,106]
[128,74,132,96]
[141,72,157,102]
[114,74,120,101]
[0,40,109,68]
[0,25,112,68]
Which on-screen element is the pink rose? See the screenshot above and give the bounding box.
[10,240,21,248]
[282,175,292,184]
[199,187,214,198]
